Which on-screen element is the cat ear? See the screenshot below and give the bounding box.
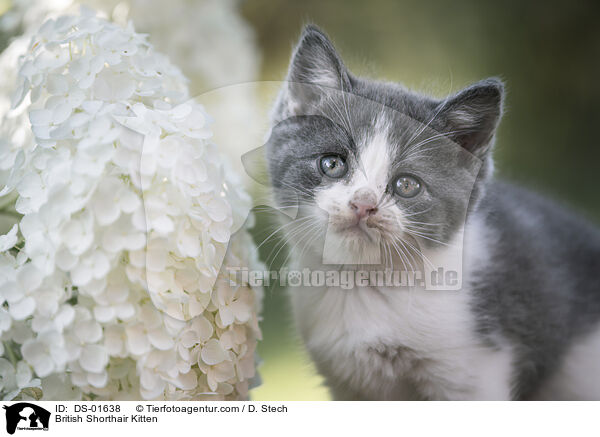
[437,78,504,157]
[287,25,350,90]
[275,25,351,119]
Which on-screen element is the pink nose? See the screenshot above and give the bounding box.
[349,189,378,219]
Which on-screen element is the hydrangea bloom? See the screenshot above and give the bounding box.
[1,0,259,94]
[0,0,262,190]
[0,8,262,400]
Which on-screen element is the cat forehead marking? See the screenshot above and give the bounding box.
[350,116,391,193]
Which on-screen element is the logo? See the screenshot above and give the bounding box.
[3,403,50,434]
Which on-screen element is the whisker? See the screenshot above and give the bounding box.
[265,217,320,266]
[402,226,440,237]
[403,220,441,227]
[402,206,433,218]
[283,221,324,268]
[254,215,316,252]
[397,238,420,272]
[403,229,453,247]
[400,128,474,161]
[276,180,315,198]
[397,236,436,271]
[403,79,453,151]
[388,238,410,273]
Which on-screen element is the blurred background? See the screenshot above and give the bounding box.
[1,0,599,401]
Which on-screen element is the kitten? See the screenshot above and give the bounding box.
[265,25,600,400]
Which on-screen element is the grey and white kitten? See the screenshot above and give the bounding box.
[265,25,600,400]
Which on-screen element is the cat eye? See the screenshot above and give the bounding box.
[393,175,422,198]
[319,154,347,179]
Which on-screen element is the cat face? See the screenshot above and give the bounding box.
[267,25,503,266]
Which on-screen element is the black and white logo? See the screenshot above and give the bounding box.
[3,403,50,434]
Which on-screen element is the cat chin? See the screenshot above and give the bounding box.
[337,224,378,242]
[319,230,382,265]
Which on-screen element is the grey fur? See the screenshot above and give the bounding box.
[266,25,600,399]
[473,182,600,398]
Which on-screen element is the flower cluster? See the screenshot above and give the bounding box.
[0,8,262,400]
[0,0,263,184]
[1,0,260,93]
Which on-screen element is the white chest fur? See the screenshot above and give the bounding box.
[287,222,514,400]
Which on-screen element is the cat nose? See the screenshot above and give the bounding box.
[350,200,377,219]
[349,188,378,219]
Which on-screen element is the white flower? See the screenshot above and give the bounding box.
[0,224,18,251]
[0,8,263,401]
[21,331,67,378]
[0,358,41,400]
